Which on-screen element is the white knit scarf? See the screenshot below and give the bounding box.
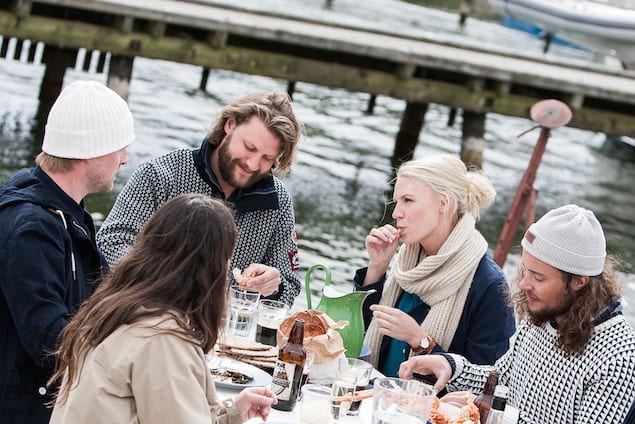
[364,214,487,367]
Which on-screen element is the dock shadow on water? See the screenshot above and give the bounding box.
[0,1,634,326]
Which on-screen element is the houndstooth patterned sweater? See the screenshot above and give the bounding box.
[96,141,301,306]
[446,309,635,424]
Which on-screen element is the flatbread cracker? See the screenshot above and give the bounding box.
[240,357,277,369]
[226,346,278,358]
[218,335,271,351]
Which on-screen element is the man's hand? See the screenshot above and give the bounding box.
[241,264,281,297]
[399,355,452,394]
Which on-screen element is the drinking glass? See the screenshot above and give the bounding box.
[256,299,290,346]
[225,286,260,338]
[339,358,373,416]
[299,384,332,424]
[330,370,357,423]
[300,349,316,388]
[372,377,435,424]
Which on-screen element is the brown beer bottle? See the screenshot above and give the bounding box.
[474,370,499,424]
[271,318,306,411]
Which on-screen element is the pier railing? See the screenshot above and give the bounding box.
[1,0,634,164]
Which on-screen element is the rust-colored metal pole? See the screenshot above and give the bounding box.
[493,99,572,268]
[493,127,550,267]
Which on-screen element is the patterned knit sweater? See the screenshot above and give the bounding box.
[96,143,301,306]
[447,312,635,424]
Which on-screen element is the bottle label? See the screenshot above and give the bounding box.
[271,359,297,401]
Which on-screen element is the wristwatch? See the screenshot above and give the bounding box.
[411,335,436,355]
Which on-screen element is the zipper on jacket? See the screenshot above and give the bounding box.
[49,209,77,281]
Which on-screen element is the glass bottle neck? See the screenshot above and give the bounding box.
[482,372,499,395]
[288,318,305,344]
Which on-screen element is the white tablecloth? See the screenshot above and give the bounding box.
[215,386,519,423]
[215,386,373,423]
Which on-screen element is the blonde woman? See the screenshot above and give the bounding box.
[357,155,515,378]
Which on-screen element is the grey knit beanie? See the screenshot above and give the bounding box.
[521,204,606,276]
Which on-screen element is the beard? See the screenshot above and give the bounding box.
[85,168,116,194]
[527,286,575,325]
[217,135,268,189]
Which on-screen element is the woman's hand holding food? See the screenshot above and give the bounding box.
[364,224,401,285]
[234,386,277,421]
[369,304,426,347]
[398,355,452,394]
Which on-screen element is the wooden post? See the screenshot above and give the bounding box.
[14,39,24,60]
[447,107,457,127]
[82,50,93,72]
[37,46,75,116]
[0,37,9,59]
[392,101,428,169]
[366,94,377,115]
[107,54,134,101]
[460,111,485,167]
[35,45,76,140]
[459,0,472,26]
[200,68,210,91]
[287,81,296,100]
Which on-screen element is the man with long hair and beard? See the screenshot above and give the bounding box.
[398,204,635,424]
[97,91,304,306]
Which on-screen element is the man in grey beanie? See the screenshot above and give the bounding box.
[398,204,635,424]
[0,80,134,423]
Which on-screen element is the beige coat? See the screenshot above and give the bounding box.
[50,315,241,424]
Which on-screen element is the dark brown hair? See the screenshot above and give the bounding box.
[49,193,237,404]
[511,255,622,356]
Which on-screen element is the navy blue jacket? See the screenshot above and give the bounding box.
[355,253,516,368]
[0,167,106,423]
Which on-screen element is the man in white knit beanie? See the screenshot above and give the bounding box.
[399,204,635,424]
[0,80,134,423]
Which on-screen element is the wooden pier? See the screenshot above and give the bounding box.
[1,0,634,166]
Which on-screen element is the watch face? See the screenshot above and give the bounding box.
[420,337,430,349]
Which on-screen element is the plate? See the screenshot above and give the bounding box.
[207,356,272,390]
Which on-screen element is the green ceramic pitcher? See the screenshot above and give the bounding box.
[304,264,376,359]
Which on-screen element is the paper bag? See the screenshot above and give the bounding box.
[277,309,347,365]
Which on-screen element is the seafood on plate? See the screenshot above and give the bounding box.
[429,392,480,424]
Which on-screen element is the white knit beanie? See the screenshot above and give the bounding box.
[42,80,134,159]
[521,204,606,276]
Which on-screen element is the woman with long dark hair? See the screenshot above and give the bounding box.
[49,193,276,423]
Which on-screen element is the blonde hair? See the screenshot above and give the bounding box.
[396,154,496,220]
[35,152,80,173]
